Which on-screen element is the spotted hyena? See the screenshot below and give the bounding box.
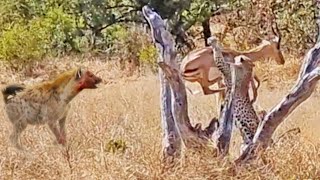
[2,68,102,149]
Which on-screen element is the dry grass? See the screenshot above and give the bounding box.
[0,55,320,179]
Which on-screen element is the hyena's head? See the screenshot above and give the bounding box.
[75,68,102,91]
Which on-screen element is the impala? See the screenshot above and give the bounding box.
[180,23,284,114]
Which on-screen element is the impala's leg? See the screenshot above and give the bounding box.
[201,71,225,95]
[208,76,223,84]
[253,74,261,89]
[217,80,226,115]
[250,75,260,104]
[201,80,226,95]
[186,85,202,95]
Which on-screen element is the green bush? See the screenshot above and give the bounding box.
[112,27,158,72]
[274,0,315,54]
[213,0,315,55]
[138,45,158,70]
[98,24,128,51]
[0,0,316,71]
[40,7,78,55]
[0,7,78,68]
[0,22,48,68]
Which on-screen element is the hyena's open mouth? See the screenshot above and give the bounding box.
[93,77,102,88]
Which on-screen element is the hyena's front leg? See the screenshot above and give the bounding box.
[48,122,64,146]
[58,116,67,146]
[57,106,69,146]
[10,122,27,150]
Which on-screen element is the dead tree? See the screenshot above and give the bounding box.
[142,5,218,159]
[143,5,320,164]
[236,42,320,163]
[142,5,181,159]
[158,63,218,142]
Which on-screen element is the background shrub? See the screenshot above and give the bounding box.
[0,0,318,71]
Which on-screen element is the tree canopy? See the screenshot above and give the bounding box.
[0,0,316,68]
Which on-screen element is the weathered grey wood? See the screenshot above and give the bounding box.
[236,42,320,163]
[158,62,219,146]
[142,5,181,159]
[143,5,219,155]
[212,100,233,155]
[211,63,234,155]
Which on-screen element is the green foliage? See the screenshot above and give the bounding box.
[109,27,158,72]
[213,0,316,55]
[0,5,79,65]
[71,0,139,49]
[0,22,48,68]
[135,0,191,19]
[181,0,223,29]
[0,0,141,67]
[138,45,158,69]
[0,0,318,69]
[273,0,315,54]
[98,25,128,51]
[40,7,78,54]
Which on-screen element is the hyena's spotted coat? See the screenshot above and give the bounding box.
[2,68,102,149]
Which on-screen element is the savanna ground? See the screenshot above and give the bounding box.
[0,52,319,179]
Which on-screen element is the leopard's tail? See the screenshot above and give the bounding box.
[2,84,25,103]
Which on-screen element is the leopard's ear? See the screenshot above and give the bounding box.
[75,68,82,80]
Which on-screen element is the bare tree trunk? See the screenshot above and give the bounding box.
[142,6,181,159]
[143,6,219,158]
[202,18,212,46]
[158,62,218,145]
[236,42,320,163]
[212,91,234,155]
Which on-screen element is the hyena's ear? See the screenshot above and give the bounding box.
[75,68,82,80]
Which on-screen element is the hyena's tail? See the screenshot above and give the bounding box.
[2,84,25,103]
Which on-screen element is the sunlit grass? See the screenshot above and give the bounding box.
[0,54,319,179]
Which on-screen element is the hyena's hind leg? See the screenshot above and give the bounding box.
[10,122,27,150]
[58,116,67,145]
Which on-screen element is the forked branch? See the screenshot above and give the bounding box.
[236,42,320,163]
[143,5,218,158]
[158,62,219,145]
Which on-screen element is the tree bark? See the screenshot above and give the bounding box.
[202,18,212,46]
[158,62,218,146]
[236,42,320,163]
[142,5,181,159]
[212,91,234,156]
[143,5,218,157]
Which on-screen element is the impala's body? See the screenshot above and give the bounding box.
[180,37,284,94]
[180,34,284,112]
